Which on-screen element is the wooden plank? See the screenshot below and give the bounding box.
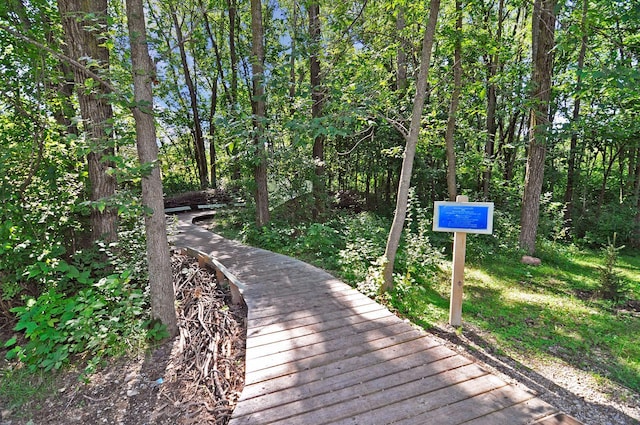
[392,383,538,425]
[164,206,192,213]
[245,314,407,360]
[244,328,427,384]
[247,302,388,335]
[531,413,584,425]
[326,374,508,425]
[239,342,455,402]
[242,369,503,425]
[197,203,228,209]
[459,396,558,425]
[232,346,468,419]
[247,307,396,348]
[246,290,379,321]
[172,214,577,425]
[244,321,411,373]
[242,278,353,301]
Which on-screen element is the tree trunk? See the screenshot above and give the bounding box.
[250,0,270,227]
[289,0,298,114]
[482,0,504,199]
[169,4,208,189]
[445,0,462,201]
[209,78,218,188]
[396,7,408,94]
[125,0,178,337]
[57,0,117,244]
[519,0,557,254]
[228,0,238,107]
[563,0,588,227]
[382,0,441,292]
[228,0,241,181]
[633,148,640,248]
[309,0,325,218]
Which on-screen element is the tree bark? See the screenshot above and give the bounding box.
[445,0,462,201]
[519,0,557,254]
[228,0,241,181]
[633,148,640,248]
[125,0,178,337]
[309,0,325,218]
[563,0,588,227]
[396,7,408,94]
[169,3,209,189]
[57,0,117,244]
[382,0,441,292]
[250,0,270,227]
[289,0,298,114]
[482,0,504,199]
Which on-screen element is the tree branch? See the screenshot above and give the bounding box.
[0,22,120,95]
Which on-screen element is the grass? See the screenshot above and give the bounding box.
[392,246,640,392]
[0,363,58,414]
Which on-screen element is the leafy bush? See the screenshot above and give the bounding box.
[597,234,628,302]
[337,212,389,285]
[5,268,147,372]
[581,202,636,248]
[3,215,155,374]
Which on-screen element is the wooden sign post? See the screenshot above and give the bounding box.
[433,196,494,327]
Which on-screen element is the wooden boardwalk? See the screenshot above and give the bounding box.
[170,212,581,425]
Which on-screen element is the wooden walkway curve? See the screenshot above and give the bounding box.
[169,212,581,425]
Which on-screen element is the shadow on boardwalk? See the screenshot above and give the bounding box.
[169,212,582,425]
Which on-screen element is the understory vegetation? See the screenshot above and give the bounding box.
[206,198,640,393]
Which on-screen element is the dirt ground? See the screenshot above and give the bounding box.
[0,254,247,425]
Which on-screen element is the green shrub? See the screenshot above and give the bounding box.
[5,267,148,372]
[597,234,628,303]
[337,212,389,285]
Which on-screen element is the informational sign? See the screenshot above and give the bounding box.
[433,197,495,327]
[433,201,494,234]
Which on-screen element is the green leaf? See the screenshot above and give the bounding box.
[3,337,16,348]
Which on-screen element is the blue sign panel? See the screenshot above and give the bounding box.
[433,202,494,234]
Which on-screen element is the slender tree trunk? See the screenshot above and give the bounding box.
[250,0,270,226]
[228,0,241,181]
[228,0,238,106]
[200,0,230,107]
[519,0,557,255]
[309,0,325,217]
[57,0,117,244]
[482,0,504,199]
[382,0,441,292]
[633,148,640,248]
[289,0,298,114]
[125,0,178,337]
[563,0,588,227]
[396,7,408,94]
[209,78,218,188]
[596,146,621,219]
[169,4,208,189]
[500,110,521,181]
[445,0,462,201]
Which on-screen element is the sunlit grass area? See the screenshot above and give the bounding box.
[391,248,640,392]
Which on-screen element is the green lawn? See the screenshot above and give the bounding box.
[390,247,640,392]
